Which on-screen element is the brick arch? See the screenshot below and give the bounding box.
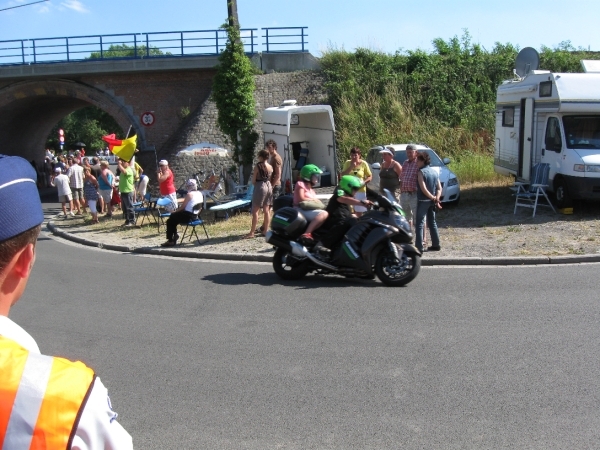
[0,79,144,162]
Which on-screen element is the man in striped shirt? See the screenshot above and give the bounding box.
[400,144,420,227]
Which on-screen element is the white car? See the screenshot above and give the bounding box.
[366,144,460,204]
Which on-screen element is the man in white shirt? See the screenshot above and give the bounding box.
[67,158,84,214]
[51,167,75,217]
[0,154,133,449]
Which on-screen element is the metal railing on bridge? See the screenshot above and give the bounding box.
[0,27,308,66]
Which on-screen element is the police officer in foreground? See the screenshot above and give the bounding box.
[0,155,133,449]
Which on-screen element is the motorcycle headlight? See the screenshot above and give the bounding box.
[393,213,411,232]
[447,177,458,187]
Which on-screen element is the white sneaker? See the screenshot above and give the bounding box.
[70,211,75,216]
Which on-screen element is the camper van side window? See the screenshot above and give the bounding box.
[502,107,515,127]
[545,117,562,152]
[539,81,552,98]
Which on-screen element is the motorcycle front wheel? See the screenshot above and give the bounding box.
[273,248,310,280]
[375,246,421,287]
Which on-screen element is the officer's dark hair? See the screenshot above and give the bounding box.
[0,225,41,273]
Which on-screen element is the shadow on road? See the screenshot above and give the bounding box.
[203,272,381,289]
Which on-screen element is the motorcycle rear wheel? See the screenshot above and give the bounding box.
[375,247,421,287]
[273,248,310,280]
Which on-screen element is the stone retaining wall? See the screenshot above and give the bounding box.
[137,70,327,193]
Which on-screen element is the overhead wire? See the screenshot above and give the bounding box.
[0,0,49,13]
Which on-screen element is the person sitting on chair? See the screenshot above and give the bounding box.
[161,179,204,247]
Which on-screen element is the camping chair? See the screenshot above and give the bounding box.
[513,163,557,217]
[155,197,172,233]
[210,184,254,219]
[180,203,209,245]
[201,173,224,208]
[134,193,155,226]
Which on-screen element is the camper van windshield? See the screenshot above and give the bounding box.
[563,116,600,149]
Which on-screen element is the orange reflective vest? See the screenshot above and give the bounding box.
[0,336,95,449]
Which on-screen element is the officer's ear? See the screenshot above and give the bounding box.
[12,243,36,279]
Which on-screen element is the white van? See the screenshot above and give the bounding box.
[262,100,337,190]
[494,51,600,208]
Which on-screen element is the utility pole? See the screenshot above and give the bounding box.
[227,0,239,28]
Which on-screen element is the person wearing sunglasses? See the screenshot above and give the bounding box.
[341,146,372,217]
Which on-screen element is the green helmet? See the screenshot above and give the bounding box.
[299,164,322,181]
[339,175,363,195]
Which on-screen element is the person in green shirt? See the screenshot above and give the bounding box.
[117,158,136,226]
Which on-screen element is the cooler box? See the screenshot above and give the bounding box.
[312,171,331,188]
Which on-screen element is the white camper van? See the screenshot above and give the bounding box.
[494,49,600,207]
[262,100,337,191]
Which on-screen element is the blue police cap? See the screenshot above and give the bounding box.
[0,155,44,242]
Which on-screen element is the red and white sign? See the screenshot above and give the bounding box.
[176,142,231,157]
[140,112,155,127]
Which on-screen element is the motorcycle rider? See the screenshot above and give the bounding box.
[318,175,373,250]
[293,164,329,241]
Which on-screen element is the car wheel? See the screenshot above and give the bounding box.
[554,178,572,209]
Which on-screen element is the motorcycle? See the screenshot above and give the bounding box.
[265,189,421,286]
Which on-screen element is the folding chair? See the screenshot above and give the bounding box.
[201,174,224,208]
[210,184,254,219]
[134,193,155,226]
[513,163,557,217]
[180,203,209,245]
[155,197,172,233]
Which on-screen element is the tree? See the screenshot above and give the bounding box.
[89,44,168,60]
[46,106,123,152]
[212,22,258,183]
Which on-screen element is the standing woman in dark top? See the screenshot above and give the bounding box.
[245,150,273,238]
[378,147,402,200]
[415,152,442,253]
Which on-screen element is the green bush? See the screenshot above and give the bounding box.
[321,33,600,183]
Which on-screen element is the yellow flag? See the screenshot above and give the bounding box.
[111,135,137,162]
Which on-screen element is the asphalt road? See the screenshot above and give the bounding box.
[10,229,600,449]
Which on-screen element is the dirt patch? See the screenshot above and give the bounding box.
[431,184,600,258]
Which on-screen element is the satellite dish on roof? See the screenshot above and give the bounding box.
[515,47,540,77]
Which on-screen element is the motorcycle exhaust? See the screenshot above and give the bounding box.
[266,231,339,271]
[289,241,338,271]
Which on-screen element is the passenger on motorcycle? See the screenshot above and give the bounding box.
[320,175,373,249]
[293,164,329,242]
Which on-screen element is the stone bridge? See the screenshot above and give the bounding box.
[0,52,321,165]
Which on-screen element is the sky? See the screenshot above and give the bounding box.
[1,0,599,57]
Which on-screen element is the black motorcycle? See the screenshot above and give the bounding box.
[265,189,421,286]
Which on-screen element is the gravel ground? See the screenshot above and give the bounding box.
[48,184,600,260]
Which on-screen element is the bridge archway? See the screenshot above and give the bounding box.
[0,79,144,162]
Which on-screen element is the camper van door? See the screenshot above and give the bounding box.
[540,116,564,182]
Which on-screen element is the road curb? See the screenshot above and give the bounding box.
[46,221,273,262]
[46,221,600,266]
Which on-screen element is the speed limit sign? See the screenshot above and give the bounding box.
[141,112,155,127]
